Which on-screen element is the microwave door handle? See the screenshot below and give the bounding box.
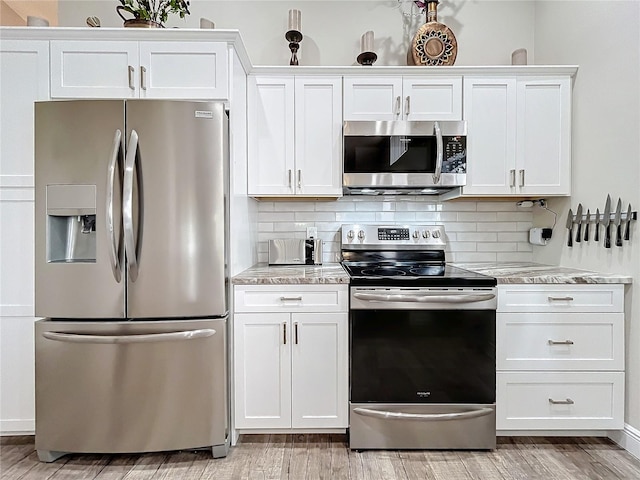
[106,129,122,283]
[432,121,443,184]
[123,129,140,282]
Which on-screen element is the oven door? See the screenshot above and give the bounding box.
[343,120,467,189]
[348,286,496,449]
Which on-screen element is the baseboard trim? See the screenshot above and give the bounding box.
[0,419,35,436]
[609,424,640,461]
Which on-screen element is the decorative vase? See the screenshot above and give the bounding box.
[408,0,457,66]
[116,6,163,28]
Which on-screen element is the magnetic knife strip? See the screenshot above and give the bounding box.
[566,196,636,248]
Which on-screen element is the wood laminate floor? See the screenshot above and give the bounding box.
[2,434,640,480]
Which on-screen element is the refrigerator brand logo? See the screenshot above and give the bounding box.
[195,110,213,119]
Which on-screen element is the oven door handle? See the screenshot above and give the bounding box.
[352,292,496,304]
[353,407,494,422]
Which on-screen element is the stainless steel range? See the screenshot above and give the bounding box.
[341,224,497,450]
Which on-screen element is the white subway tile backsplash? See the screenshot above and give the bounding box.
[335,212,376,222]
[256,198,533,264]
[476,201,520,212]
[497,232,528,242]
[477,243,518,252]
[356,201,395,212]
[456,232,498,242]
[451,252,498,262]
[294,211,336,222]
[457,212,497,222]
[497,212,535,222]
[477,222,517,232]
[259,212,295,222]
[497,252,533,262]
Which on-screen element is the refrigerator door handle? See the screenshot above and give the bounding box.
[41,328,217,344]
[107,129,122,283]
[123,129,140,281]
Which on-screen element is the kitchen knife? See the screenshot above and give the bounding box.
[614,198,623,247]
[603,195,612,248]
[584,209,590,241]
[624,204,632,241]
[594,208,600,242]
[566,208,574,247]
[575,204,583,242]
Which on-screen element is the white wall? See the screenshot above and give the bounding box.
[533,0,640,432]
[58,0,535,67]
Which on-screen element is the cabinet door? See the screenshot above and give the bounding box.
[138,42,228,99]
[462,77,517,195]
[291,313,348,428]
[403,76,462,120]
[234,313,292,429]
[0,40,49,434]
[51,41,139,98]
[343,76,402,120]
[294,77,343,196]
[247,76,295,196]
[516,77,571,196]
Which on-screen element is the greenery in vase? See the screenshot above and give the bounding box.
[118,0,191,25]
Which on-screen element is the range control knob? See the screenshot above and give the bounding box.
[347,230,354,240]
[357,230,365,240]
[412,230,420,239]
[422,230,431,239]
[432,230,441,239]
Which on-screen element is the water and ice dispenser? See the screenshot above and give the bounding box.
[46,185,97,263]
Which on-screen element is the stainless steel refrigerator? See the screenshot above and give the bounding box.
[33,100,229,462]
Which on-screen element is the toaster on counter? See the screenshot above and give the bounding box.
[268,238,323,265]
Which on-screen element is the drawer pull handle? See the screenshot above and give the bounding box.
[548,296,574,301]
[548,339,574,345]
[549,398,574,405]
[280,296,302,302]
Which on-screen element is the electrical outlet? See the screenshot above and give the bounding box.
[306,227,317,239]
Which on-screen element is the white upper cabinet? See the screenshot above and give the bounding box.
[247,75,342,197]
[462,76,571,196]
[343,76,462,121]
[50,41,228,99]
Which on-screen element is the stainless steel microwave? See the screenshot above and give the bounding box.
[343,120,466,195]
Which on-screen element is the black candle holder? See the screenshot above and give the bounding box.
[357,51,378,66]
[285,29,303,65]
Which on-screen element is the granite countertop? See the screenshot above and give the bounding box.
[232,263,349,285]
[452,262,632,284]
[232,262,631,285]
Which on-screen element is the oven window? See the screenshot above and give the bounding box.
[343,136,437,173]
[350,309,495,404]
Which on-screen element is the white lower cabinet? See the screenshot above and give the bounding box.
[497,284,625,431]
[233,285,348,430]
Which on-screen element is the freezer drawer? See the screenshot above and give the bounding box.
[35,318,228,459]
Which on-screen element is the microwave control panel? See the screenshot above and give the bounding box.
[442,136,466,173]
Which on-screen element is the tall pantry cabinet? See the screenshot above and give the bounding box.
[0,39,50,433]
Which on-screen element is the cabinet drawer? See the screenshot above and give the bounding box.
[234,285,348,313]
[497,313,624,370]
[498,285,624,313]
[497,372,624,430]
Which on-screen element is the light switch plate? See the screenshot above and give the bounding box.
[306,226,318,239]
